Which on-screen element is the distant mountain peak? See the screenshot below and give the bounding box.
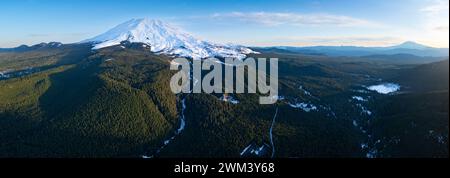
[82,18,257,59]
[392,41,430,50]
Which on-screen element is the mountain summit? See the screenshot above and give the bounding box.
[389,41,430,50]
[82,18,256,59]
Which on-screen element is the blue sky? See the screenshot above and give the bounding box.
[0,0,448,48]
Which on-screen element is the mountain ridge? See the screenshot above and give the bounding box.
[254,41,449,57]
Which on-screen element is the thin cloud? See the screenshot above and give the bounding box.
[420,0,449,43]
[420,0,449,16]
[434,25,449,31]
[210,12,382,27]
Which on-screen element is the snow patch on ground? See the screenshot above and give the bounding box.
[220,95,239,104]
[240,143,271,157]
[299,85,312,96]
[252,145,265,155]
[271,95,285,101]
[353,89,370,93]
[356,103,372,115]
[352,96,367,102]
[288,102,317,112]
[1,68,38,80]
[0,70,11,79]
[367,83,400,94]
[361,143,368,149]
[429,130,447,144]
[240,144,253,156]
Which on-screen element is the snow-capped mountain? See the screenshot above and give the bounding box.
[82,18,257,59]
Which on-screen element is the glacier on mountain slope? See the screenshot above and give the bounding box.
[82,18,258,59]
